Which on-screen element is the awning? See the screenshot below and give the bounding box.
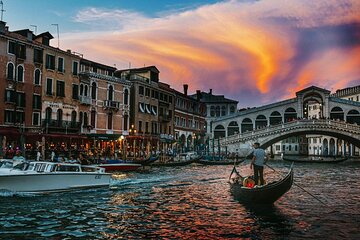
[87,133,122,140]
[44,133,88,139]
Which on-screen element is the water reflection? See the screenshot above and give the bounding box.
[0,162,359,239]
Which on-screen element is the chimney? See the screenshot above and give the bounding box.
[196,90,201,100]
[209,89,212,95]
[0,21,7,34]
[67,49,72,54]
[183,84,188,96]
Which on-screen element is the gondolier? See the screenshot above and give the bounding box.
[250,142,266,186]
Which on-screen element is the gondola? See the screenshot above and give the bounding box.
[282,156,348,163]
[151,156,202,167]
[229,165,293,204]
[132,155,159,166]
[197,158,245,165]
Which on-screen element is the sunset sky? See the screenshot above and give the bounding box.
[4,0,360,108]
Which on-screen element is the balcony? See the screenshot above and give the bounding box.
[42,120,81,134]
[79,95,92,105]
[103,100,120,110]
[159,114,171,122]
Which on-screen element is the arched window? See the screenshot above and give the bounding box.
[215,106,220,117]
[84,112,88,127]
[84,85,88,96]
[34,69,41,85]
[91,82,97,100]
[241,118,253,133]
[45,107,52,123]
[17,65,24,82]
[210,106,215,117]
[71,111,77,127]
[108,85,114,101]
[79,112,83,127]
[124,89,129,105]
[80,84,84,96]
[57,109,63,127]
[230,106,236,114]
[214,125,225,139]
[91,110,96,128]
[7,62,14,80]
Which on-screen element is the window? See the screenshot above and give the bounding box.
[138,121,142,133]
[169,96,172,103]
[123,114,128,130]
[57,57,64,72]
[8,41,16,54]
[34,69,41,85]
[72,61,79,75]
[221,106,226,116]
[5,90,16,103]
[16,44,26,59]
[230,106,235,114]
[145,122,149,133]
[91,110,96,128]
[145,88,150,97]
[17,92,26,108]
[34,48,43,63]
[107,112,113,129]
[139,86,144,95]
[72,84,79,100]
[71,111,77,127]
[46,78,53,95]
[45,54,55,70]
[33,94,41,109]
[124,89,129,105]
[4,110,14,123]
[17,65,24,82]
[80,84,84,96]
[91,82,97,100]
[7,62,14,80]
[56,80,65,97]
[32,112,41,126]
[15,111,25,123]
[83,112,88,127]
[84,85,88,96]
[57,109,63,127]
[108,85,114,101]
[45,107,52,122]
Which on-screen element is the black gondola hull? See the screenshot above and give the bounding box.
[230,168,293,204]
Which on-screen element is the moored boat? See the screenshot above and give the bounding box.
[282,156,348,163]
[151,155,202,167]
[0,161,111,194]
[197,158,245,165]
[229,165,293,204]
[98,160,142,172]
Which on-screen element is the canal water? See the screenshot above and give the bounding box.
[0,160,359,239]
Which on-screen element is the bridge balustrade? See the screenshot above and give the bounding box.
[219,119,360,146]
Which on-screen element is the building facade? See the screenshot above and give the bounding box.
[173,85,206,154]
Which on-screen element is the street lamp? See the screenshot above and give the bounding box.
[129,124,137,159]
[119,135,125,160]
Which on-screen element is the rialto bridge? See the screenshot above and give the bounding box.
[210,86,360,156]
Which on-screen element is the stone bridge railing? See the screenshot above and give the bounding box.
[220,119,360,146]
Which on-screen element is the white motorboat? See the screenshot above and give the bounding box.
[0,159,26,173]
[0,161,112,194]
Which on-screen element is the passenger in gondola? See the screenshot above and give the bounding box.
[250,142,266,186]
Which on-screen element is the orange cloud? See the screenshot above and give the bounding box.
[61,0,360,107]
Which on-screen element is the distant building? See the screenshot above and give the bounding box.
[190,89,238,138]
[172,85,206,153]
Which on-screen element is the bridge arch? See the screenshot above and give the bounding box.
[261,129,360,150]
[302,92,325,119]
[269,111,282,125]
[346,109,360,124]
[241,118,253,133]
[214,125,225,139]
[284,107,297,122]
[255,115,267,129]
[330,107,344,120]
[227,121,239,136]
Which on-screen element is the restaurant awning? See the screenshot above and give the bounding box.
[87,133,122,141]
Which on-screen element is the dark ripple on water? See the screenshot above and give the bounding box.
[0,161,359,239]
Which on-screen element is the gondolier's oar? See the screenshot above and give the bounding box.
[265,163,328,206]
[228,158,241,181]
